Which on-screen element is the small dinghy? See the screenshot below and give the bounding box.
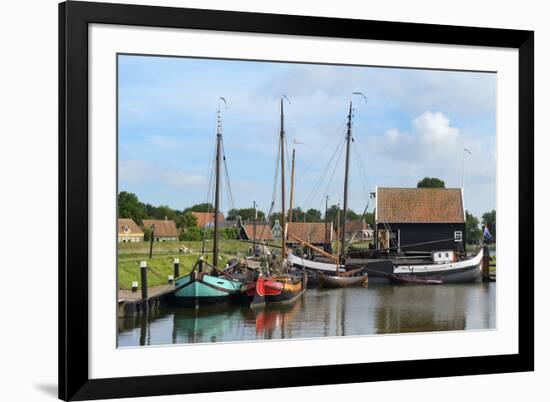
[318,273,368,288]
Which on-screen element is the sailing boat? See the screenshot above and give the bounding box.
[288,96,369,287]
[174,99,242,305]
[319,205,368,288]
[242,96,307,308]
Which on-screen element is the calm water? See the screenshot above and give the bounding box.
[117,283,496,347]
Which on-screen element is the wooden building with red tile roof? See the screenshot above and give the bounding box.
[375,187,466,252]
[239,223,275,242]
[142,219,179,242]
[286,222,336,249]
[117,218,144,243]
[191,212,225,229]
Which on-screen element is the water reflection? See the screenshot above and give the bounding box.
[117,283,496,347]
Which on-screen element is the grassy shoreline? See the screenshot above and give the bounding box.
[117,240,249,290]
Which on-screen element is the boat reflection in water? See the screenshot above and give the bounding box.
[117,283,495,347]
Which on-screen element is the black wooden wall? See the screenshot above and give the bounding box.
[377,222,466,252]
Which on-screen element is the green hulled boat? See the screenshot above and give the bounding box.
[173,98,242,306]
[174,261,242,305]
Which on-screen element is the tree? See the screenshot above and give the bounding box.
[325,205,340,224]
[175,211,197,230]
[184,203,215,213]
[118,191,146,223]
[289,207,305,222]
[465,210,482,245]
[481,210,496,241]
[154,204,176,220]
[179,227,202,241]
[227,208,266,221]
[143,226,153,242]
[305,208,322,222]
[364,212,375,228]
[324,204,360,227]
[417,177,445,188]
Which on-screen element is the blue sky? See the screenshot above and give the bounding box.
[118,54,496,219]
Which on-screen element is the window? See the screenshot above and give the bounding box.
[454,231,463,242]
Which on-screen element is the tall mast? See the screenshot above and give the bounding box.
[335,206,340,276]
[280,97,286,261]
[252,200,257,251]
[324,195,329,248]
[288,148,296,224]
[213,103,223,268]
[341,100,353,261]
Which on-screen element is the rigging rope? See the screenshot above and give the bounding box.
[301,135,346,209]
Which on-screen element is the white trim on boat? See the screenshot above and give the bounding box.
[287,253,344,273]
[394,248,483,274]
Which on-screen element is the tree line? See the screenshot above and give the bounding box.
[119,174,497,245]
[118,191,374,239]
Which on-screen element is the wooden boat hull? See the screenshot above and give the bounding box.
[174,271,241,305]
[243,274,307,308]
[318,274,368,288]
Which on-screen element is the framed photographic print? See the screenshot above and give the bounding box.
[59,1,534,400]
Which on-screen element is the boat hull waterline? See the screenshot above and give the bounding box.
[318,274,368,288]
[392,249,484,283]
[174,271,241,305]
[243,274,307,308]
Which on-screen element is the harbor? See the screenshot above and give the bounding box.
[117,58,498,347]
[118,282,496,346]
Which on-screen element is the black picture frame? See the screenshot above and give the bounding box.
[59,1,534,400]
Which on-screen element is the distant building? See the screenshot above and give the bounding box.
[118,218,144,243]
[375,187,466,253]
[239,223,275,242]
[191,212,225,229]
[142,218,179,242]
[272,220,283,240]
[286,222,335,251]
[345,219,373,242]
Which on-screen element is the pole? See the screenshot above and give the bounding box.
[325,195,329,249]
[173,257,180,279]
[341,101,353,260]
[140,261,148,300]
[289,148,296,223]
[213,106,222,269]
[280,98,286,261]
[253,200,257,255]
[336,208,340,276]
[148,225,155,258]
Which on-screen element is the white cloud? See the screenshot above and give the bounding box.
[119,159,205,189]
[413,111,459,147]
[162,171,205,188]
[385,128,401,143]
[119,160,154,183]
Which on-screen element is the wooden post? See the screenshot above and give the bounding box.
[140,261,148,300]
[148,224,155,259]
[173,257,180,279]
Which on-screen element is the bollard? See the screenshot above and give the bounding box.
[140,261,148,300]
[131,281,138,293]
[174,258,180,279]
[168,274,174,284]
